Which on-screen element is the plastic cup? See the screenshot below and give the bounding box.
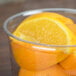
[3,8,76,76]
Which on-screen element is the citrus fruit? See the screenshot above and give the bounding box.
[60,24,76,76]
[66,24,76,35]
[60,50,76,75]
[13,12,76,45]
[18,65,68,76]
[13,32,37,42]
[11,12,76,70]
[11,40,68,70]
[25,12,74,25]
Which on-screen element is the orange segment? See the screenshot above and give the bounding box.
[18,65,68,76]
[60,50,76,75]
[11,41,68,70]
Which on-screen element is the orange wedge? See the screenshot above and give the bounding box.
[11,40,68,70]
[60,50,76,75]
[11,12,76,70]
[60,24,76,76]
[59,24,76,76]
[18,65,68,76]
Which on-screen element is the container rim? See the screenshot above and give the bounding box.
[3,8,76,47]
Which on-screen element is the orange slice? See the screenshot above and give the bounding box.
[25,12,74,25]
[11,12,76,70]
[13,13,76,45]
[13,32,37,42]
[18,65,68,76]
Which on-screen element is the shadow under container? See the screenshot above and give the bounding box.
[3,8,76,76]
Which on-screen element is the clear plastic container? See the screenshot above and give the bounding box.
[3,8,76,76]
